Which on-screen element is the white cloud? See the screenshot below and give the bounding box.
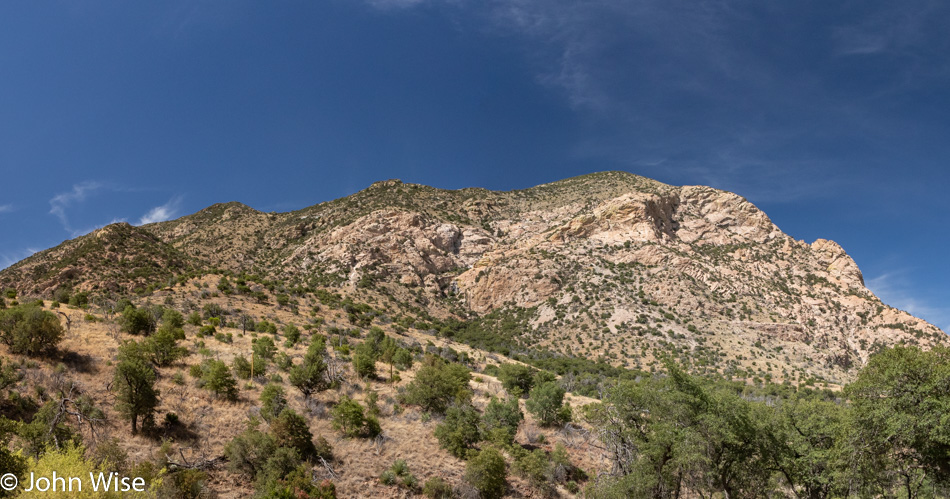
[0,248,39,271]
[139,196,183,225]
[867,272,950,333]
[0,204,12,213]
[49,181,103,235]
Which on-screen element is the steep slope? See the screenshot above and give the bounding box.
[1,172,944,384]
[0,222,193,297]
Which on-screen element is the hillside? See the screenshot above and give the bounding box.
[2,172,943,387]
[0,172,948,498]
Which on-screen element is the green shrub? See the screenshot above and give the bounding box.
[289,338,330,398]
[423,476,453,498]
[120,305,157,335]
[353,351,377,379]
[253,336,277,360]
[259,384,287,422]
[225,427,277,479]
[233,355,266,379]
[497,363,536,396]
[380,459,417,489]
[483,397,523,446]
[186,311,202,326]
[0,305,65,356]
[512,448,553,493]
[144,324,188,366]
[525,381,571,427]
[271,409,318,462]
[163,308,185,328]
[331,395,379,438]
[201,359,238,400]
[464,447,507,499]
[283,323,301,346]
[402,356,472,415]
[113,340,159,433]
[434,404,481,458]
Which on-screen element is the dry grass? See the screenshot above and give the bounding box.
[6,290,606,498]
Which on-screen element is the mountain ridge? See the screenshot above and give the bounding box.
[1,171,943,385]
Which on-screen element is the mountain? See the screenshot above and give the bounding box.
[2,171,944,385]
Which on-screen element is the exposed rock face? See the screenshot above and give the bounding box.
[2,171,944,384]
[285,210,495,288]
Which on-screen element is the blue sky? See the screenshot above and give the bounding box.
[0,1,947,331]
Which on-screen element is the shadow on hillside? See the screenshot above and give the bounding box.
[59,350,97,374]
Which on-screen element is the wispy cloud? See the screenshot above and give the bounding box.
[139,196,183,225]
[0,248,39,271]
[0,204,12,214]
[49,181,103,235]
[867,271,950,333]
[832,2,947,58]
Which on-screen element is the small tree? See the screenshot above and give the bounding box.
[483,397,523,446]
[434,404,482,458]
[144,324,188,367]
[233,355,266,379]
[465,447,507,499]
[352,350,377,379]
[289,338,330,398]
[202,360,238,401]
[259,384,287,422]
[282,324,301,346]
[253,336,277,360]
[162,308,185,329]
[331,396,366,438]
[271,409,318,462]
[331,395,379,438]
[403,356,472,415]
[0,305,65,356]
[497,363,536,397]
[120,305,157,336]
[225,426,277,479]
[113,341,159,433]
[526,381,571,427]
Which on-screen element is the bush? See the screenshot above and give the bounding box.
[289,338,330,398]
[68,291,89,308]
[512,448,553,493]
[186,311,202,326]
[271,409,318,462]
[120,305,157,335]
[113,340,159,433]
[497,363,536,396]
[353,351,377,379]
[380,459,417,489]
[144,325,188,366]
[483,397,523,446]
[201,360,238,400]
[464,447,507,499]
[225,427,277,479]
[0,305,64,356]
[163,308,185,328]
[394,348,414,370]
[259,384,287,422]
[525,381,571,427]
[403,356,472,415]
[423,476,453,498]
[253,336,277,360]
[233,355,266,379]
[434,404,482,458]
[331,395,379,438]
[283,324,301,346]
